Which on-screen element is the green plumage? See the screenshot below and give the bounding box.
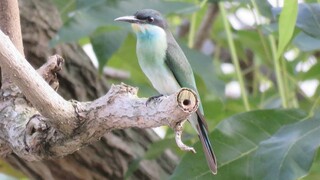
[165,31,203,113]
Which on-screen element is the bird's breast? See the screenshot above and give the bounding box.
[136,26,167,64]
[136,28,181,94]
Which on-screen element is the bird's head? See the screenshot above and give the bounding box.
[115,9,168,39]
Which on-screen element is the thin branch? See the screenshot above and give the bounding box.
[0,0,24,87]
[0,0,23,54]
[103,67,130,80]
[194,3,219,50]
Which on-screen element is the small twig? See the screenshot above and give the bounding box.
[36,55,64,91]
[103,67,130,80]
[174,120,196,153]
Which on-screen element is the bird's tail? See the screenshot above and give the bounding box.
[196,110,217,174]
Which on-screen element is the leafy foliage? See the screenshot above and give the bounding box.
[49,0,320,179]
[171,109,309,179]
[296,3,320,38]
[253,113,320,180]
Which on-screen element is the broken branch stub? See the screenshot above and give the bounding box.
[177,88,198,113]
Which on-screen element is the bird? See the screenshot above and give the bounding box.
[115,9,217,174]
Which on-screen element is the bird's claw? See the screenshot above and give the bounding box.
[146,94,164,106]
[174,120,196,154]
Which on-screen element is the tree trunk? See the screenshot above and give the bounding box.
[2,0,178,179]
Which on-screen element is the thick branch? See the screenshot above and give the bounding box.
[0,30,77,134]
[82,84,198,130]
[1,83,198,161]
[0,29,199,161]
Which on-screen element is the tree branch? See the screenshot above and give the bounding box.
[0,29,199,161]
[0,0,24,87]
[0,30,77,134]
[103,67,130,80]
[194,3,219,50]
[0,0,23,54]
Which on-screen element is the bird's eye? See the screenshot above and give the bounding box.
[147,16,154,23]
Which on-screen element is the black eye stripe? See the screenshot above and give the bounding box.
[133,9,167,29]
[135,14,155,23]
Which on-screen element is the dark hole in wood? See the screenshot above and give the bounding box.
[31,127,36,135]
[183,99,191,106]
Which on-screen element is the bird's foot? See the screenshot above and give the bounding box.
[146,94,164,106]
[174,120,196,154]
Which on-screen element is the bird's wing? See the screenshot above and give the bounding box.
[164,33,207,128]
[164,34,199,100]
[165,34,217,174]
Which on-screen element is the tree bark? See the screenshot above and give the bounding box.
[0,0,24,89]
[2,0,179,179]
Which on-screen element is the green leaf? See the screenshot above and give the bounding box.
[50,8,109,46]
[171,109,307,179]
[236,30,266,59]
[254,0,273,19]
[51,0,198,46]
[293,32,320,52]
[300,62,320,80]
[271,3,320,39]
[252,114,320,180]
[296,3,320,38]
[91,28,127,72]
[124,158,142,179]
[301,151,320,180]
[51,0,76,22]
[277,0,298,59]
[52,0,106,22]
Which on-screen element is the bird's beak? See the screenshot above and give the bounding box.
[114,16,141,23]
